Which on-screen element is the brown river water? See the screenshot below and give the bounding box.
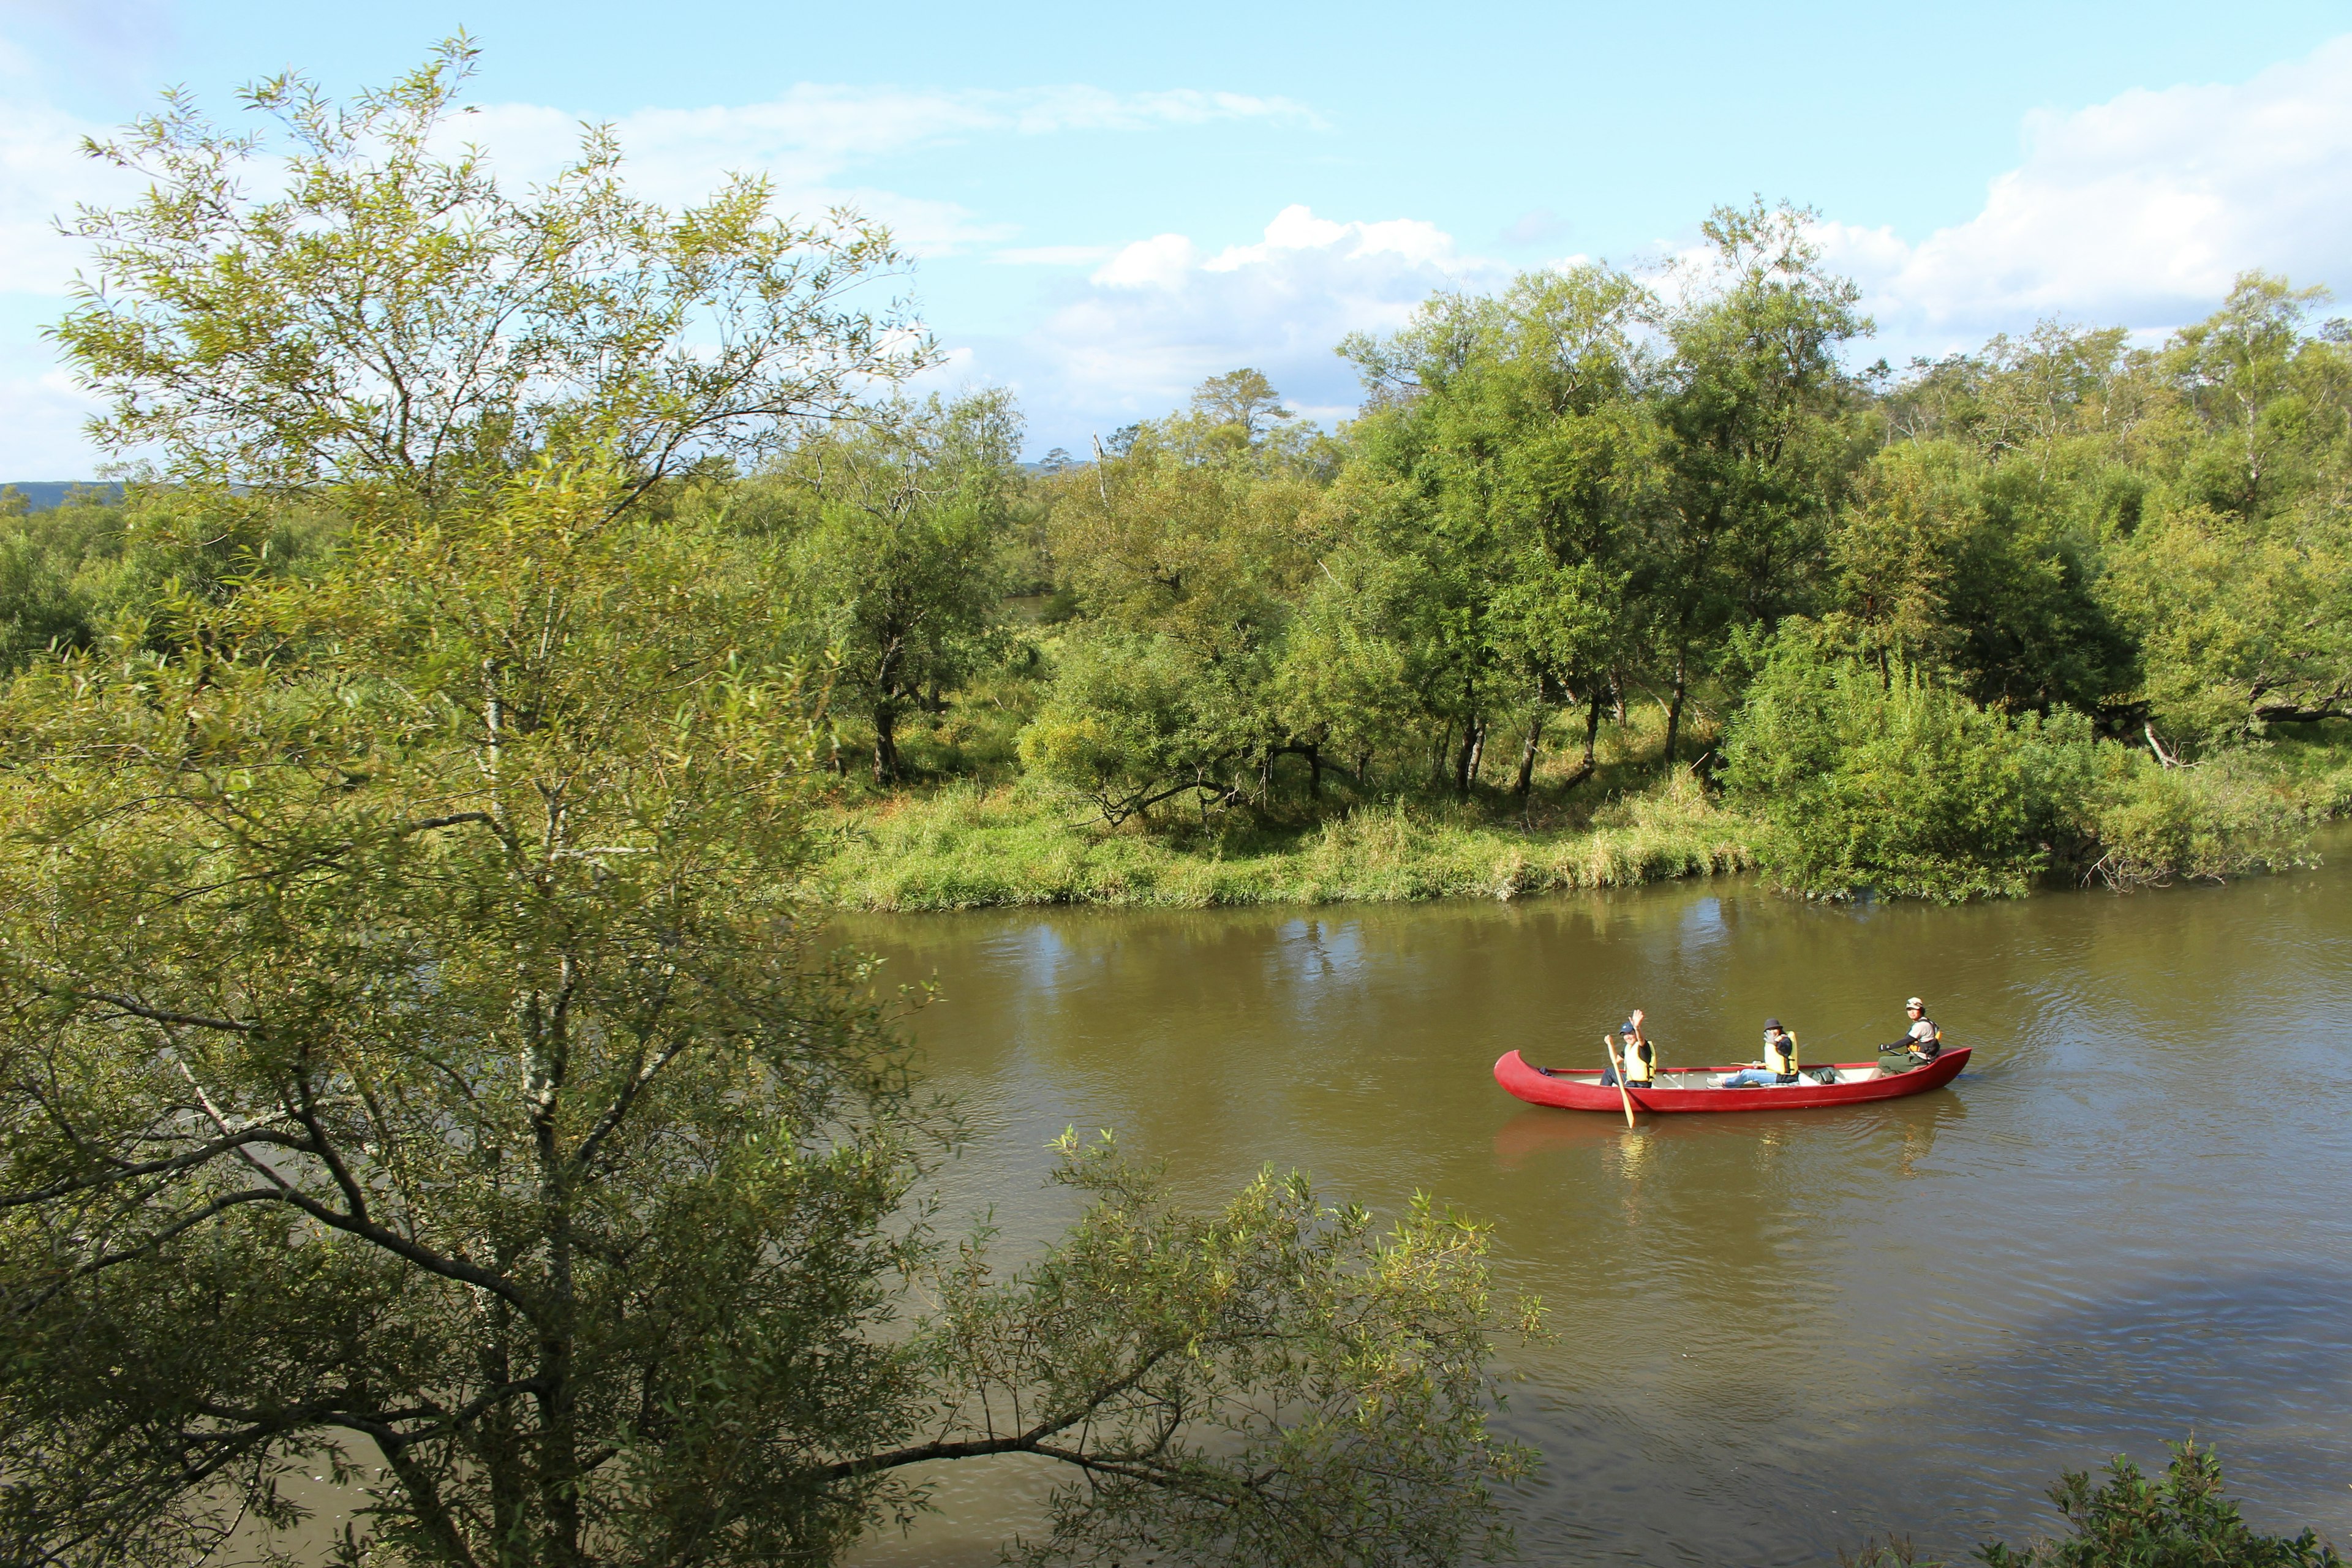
[839,839,2352,1566]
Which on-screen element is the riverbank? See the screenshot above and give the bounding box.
[809,772,1752,911]
[806,728,2352,912]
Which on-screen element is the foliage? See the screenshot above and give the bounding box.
[1723,626,2099,900]
[923,1132,1539,1568]
[55,37,928,508]
[0,462,1532,1567]
[0,466,919,1567]
[1976,1441,2343,1568]
[18,29,2352,920]
[0,488,340,669]
[4,44,1536,1568]
[777,391,1023,782]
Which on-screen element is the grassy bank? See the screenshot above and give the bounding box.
[805,723,2352,913]
[809,772,1752,911]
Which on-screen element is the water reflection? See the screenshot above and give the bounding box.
[837,840,2352,1565]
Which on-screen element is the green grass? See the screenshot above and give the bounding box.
[808,771,1752,911]
[802,720,2352,913]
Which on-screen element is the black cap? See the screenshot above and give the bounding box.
[1619,1020,1637,1035]
[1765,1017,1782,1030]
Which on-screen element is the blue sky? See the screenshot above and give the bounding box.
[2,0,2350,469]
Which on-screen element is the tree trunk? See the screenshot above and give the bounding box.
[1662,647,1689,771]
[1305,741,1322,799]
[1559,686,1604,793]
[1453,718,1482,801]
[873,701,900,784]
[1513,709,1544,799]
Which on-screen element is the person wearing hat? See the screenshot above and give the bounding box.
[1879,997,1943,1074]
[1721,1018,1801,1087]
[1600,1008,1657,1088]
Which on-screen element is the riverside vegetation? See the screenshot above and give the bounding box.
[19,197,2347,910]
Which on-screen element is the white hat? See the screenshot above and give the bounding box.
[1905,997,1924,1009]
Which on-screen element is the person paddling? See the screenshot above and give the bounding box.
[1879,997,1943,1074]
[1603,1009,1658,1089]
[1721,1018,1800,1087]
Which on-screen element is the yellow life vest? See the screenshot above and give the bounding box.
[1623,1036,1656,1085]
[1765,1030,1798,1079]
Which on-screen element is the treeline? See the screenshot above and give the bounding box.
[8,225,2351,900]
[651,207,2352,897]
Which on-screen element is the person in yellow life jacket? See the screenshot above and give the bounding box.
[1720,1018,1800,1087]
[1602,1008,1657,1088]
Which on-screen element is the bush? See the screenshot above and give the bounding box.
[1722,627,2097,901]
[2082,748,2315,886]
[1977,1441,2342,1568]
[1841,1442,2341,1568]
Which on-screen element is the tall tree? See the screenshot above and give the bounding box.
[1646,200,1867,765]
[0,467,1532,1567]
[0,50,1536,1568]
[53,37,928,511]
[784,391,1020,783]
[1333,266,1651,799]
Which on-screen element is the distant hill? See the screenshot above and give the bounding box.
[1,483,125,511]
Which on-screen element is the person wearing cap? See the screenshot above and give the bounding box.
[1721,1018,1801,1087]
[1601,1008,1657,1088]
[1879,997,1943,1073]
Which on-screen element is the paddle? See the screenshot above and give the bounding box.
[1602,1034,1637,1129]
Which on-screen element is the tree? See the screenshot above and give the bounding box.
[53,37,929,510]
[1333,267,1651,799]
[1191,367,1294,443]
[1645,200,1868,765]
[1721,624,2098,901]
[4,48,1535,1567]
[1035,374,1334,807]
[0,467,1533,1567]
[783,391,1020,783]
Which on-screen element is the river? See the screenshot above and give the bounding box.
[838,841,2352,1566]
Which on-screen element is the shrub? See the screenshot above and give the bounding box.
[1722,626,2097,901]
[1977,1441,2342,1568]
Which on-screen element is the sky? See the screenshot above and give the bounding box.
[2,0,2350,471]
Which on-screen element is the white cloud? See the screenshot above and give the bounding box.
[1819,34,2352,351]
[959,204,1506,442]
[975,33,2352,451]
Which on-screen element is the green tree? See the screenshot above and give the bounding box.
[783,391,1020,782]
[1645,200,1869,764]
[0,469,1532,1567]
[2,48,1535,1568]
[1722,624,2098,900]
[1035,374,1333,806]
[1332,266,1651,799]
[1190,366,1295,443]
[54,37,927,510]
[0,488,342,671]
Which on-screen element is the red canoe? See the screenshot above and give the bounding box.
[1494,1046,1969,1113]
